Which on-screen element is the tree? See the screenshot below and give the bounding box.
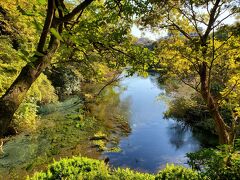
[0,0,146,137]
[139,0,240,144]
[0,0,93,137]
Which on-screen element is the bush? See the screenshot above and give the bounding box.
[29,157,110,180]
[112,168,154,180]
[155,164,202,180]
[187,144,240,180]
[13,74,58,132]
[30,157,203,180]
[164,96,215,134]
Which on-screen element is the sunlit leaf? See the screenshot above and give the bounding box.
[50,28,64,41]
[33,18,43,31]
[37,0,46,5]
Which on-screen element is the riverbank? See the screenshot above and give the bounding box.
[0,90,130,180]
[0,74,221,179]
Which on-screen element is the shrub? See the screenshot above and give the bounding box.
[29,157,110,180]
[155,164,202,180]
[13,100,38,131]
[112,168,154,180]
[13,74,58,132]
[164,96,215,134]
[30,157,204,180]
[187,144,240,180]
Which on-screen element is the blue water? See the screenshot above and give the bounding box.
[104,75,201,173]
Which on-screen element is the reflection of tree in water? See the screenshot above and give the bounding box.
[191,127,218,148]
[119,96,131,119]
[166,120,218,149]
[167,122,189,150]
[148,73,163,89]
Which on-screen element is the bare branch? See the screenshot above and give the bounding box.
[96,72,123,97]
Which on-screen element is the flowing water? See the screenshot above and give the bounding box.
[104,74,208,173]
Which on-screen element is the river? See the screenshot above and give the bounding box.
[103,74,204,173]
[0,73,216,179]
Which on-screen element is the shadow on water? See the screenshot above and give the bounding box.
[167,122,189,150]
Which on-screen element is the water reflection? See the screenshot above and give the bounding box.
[104,75,203,173]
[167,123,188,150]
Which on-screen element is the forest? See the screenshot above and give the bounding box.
[0,0,239,179]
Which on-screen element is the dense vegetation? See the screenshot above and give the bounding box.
[142,0,240,144]
[29,146,240,180]
[0,0,239,179]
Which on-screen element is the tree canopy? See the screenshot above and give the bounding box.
[136,0,240,144]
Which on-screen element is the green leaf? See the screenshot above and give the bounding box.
[21,49,29,57]
[50,28,64,41]
[37,0,46,5]
[17,5,34,16]
[33,18,43,31]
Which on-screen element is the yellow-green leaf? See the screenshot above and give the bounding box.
[50,28,63,41]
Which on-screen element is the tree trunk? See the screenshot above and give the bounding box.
[0,0,94,137]
[0,39,59,137]
[199,62,231,144]
[0,0,94,136]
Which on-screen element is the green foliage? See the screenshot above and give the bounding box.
[29,157,110,180]
[139,0,240,143]
[30,157,200,180]
[13,74,58,131]
[93,131,107,140]
[0,0,56,133]
[112,168,154,180]
[92,140,107,152]
[0,32,57,131]
[0,0,45,55]
[164,94,215,133]
[14,100,38,131]
[0,38,24,96]
[187,144,240,180]
[50,28,64,42]
[0,0,153,137]
[165,97,198,119]
[46,65,83,98]
[155,164,202,180]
